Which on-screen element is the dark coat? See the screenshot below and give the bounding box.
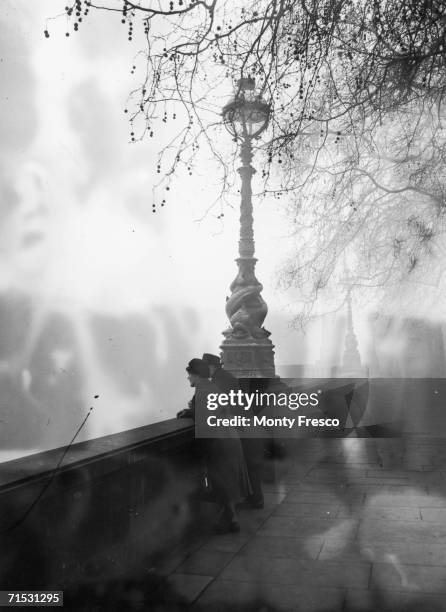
[212,366,239,394]
[185,367,238,418]
[193,377,250,502]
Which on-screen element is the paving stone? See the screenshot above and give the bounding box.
[176,550,234,576]
[320,539,446,566]
[200,533,252,553]
[359,518,446,544]
[274,502,340,518]
[239,534,321,560]
[194,579,346,611]
[154,551,190,577]
[372,562,446,593]
[272,483,320,493]
[238,505,276,523]
[235,510,277,536]
[347,484,427,497]
[319,458,380,466]
[318,539,366,562]
[421,508,446,522]
[348,477,411,486]
[366,469,418,479]
[219,555,370,589]
[345,588,403,611]
[262,483,295,493]
[365,492,446,507]
[305,467,352,476]
[309,464,368,472]
[285,490,361,505]
[280,466,314,481]
[398,592,446,611]
[261,584,345,612]
[304,475,350,484]
[262,491,288,505]
[381,543,446,567]
[153,538,208,576]
[337,505,420,521]
[428,483,446,496]
[259,515,359,540]
[164,573,213,603]
[191,579,266,611]
[318,456,380,470]
[288,466,316,483]
[308,467,368,477]
[284,482,348,492]
[282,474,316,484]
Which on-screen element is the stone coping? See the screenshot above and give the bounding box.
[0,418,194,493]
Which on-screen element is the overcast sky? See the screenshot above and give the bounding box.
[1,2,445,458]
[0,1,308,457]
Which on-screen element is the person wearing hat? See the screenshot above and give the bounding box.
[177,354,239,419]
[176,358,206,420]
[202,353,265,510]
[177,353,239,418]
[183,358,249,533]
[202,353,237,394]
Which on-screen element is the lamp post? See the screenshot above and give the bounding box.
[340,269,364,376]
[342,285,362,373]
[220,78,275,377]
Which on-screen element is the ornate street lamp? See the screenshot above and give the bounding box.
[340,269,365,376]
[342,285,362,373]
[220,78,276,377]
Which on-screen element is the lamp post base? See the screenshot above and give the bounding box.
[220,337,276,378]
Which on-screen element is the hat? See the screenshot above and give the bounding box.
[202,353,221,367]
[186,358,210,378]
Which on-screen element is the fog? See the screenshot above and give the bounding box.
[1,1,445,461]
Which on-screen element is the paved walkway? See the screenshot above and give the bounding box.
[157,437,446,611]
